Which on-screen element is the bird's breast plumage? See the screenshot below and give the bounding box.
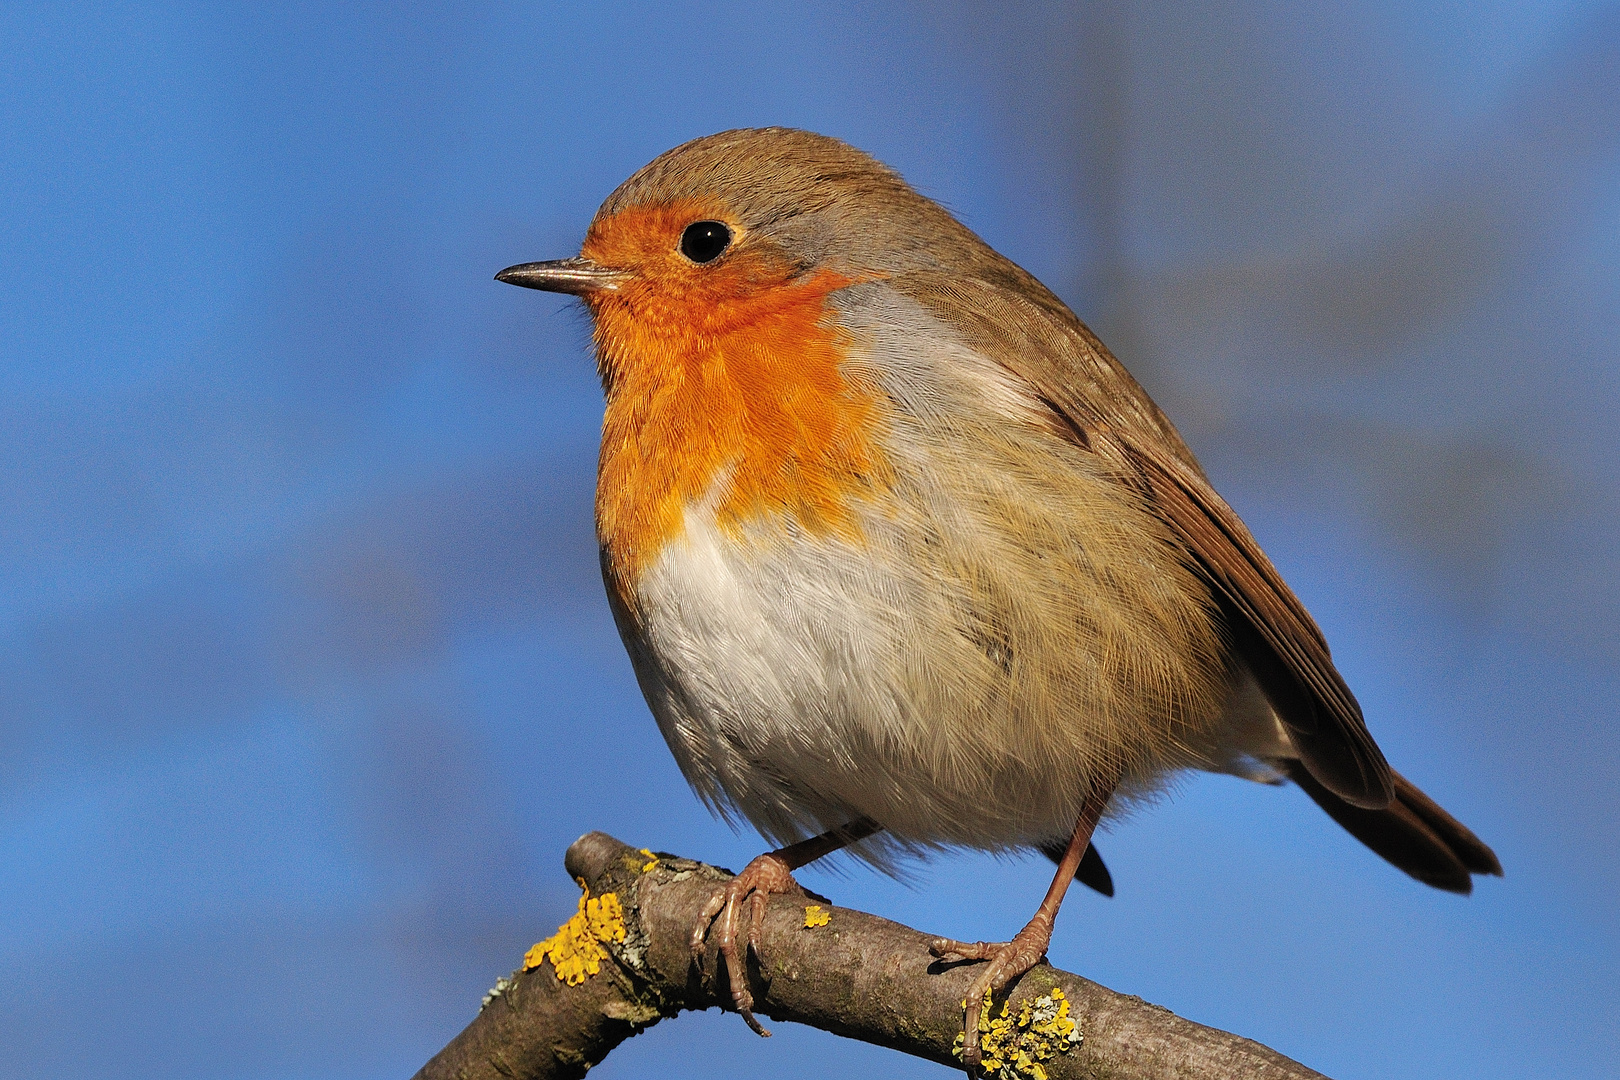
[593,278,1235,859]
[590,246,893,613]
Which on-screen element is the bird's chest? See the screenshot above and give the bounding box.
[592,275,892,615]
[589,285,920,834]
[596,368,899,773]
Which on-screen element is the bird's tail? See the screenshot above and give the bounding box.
[1285,762,1502,893]
[1036,838,1115,897]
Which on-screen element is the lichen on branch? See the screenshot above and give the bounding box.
[523,885,628,986]
[412,832,1331,1080]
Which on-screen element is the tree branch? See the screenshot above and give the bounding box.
[412,832,1329,1080]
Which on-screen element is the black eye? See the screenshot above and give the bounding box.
[680,220,732,263]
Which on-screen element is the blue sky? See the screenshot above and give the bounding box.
[1,3,1617,1078]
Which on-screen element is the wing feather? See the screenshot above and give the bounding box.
[897,271,1395,809]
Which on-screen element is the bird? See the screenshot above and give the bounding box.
[495,127,1501,1068]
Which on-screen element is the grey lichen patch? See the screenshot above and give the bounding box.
[615,919,652,975]
[604,844,728,983]
[480,975,516,1011]
[610,881,653,977]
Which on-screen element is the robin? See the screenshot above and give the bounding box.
[496,127,1501,1068]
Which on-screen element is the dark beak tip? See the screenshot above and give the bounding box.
[493,258,620,296]
[494,263,540,287]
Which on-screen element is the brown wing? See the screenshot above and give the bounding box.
[897,270,1395,810]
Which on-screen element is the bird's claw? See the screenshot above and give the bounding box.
[690,851,804,1037]
[931,929,1051,1070]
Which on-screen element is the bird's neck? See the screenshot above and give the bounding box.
[591,270,892,611]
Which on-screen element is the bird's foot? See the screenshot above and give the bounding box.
[931,922,1053,1070]
[929,937,1008,963]
[690,851,804,1036]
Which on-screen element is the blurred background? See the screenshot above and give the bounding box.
[2,3,1616,1078]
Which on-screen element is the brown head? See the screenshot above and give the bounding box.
[496,127,987,314]
[497,129,985,593]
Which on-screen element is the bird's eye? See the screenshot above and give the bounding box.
[680,220,732,264]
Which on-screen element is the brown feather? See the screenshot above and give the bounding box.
[1037,839,1115,897]
[897,270,1395,810]
[1287,763,1502,891]
[1101,428,1395,809]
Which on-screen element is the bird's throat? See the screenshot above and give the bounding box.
[591,270,892,612]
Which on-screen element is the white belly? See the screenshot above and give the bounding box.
[616,464,1234,862]
[627,506,946,847]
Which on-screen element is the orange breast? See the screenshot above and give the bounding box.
[584,214,892,611]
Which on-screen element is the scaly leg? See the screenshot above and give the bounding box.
[931,784,1114,1070]
[692,818,882,1035]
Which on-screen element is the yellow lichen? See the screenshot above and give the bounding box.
[622,847,660,873]
[803,904,831,928]
[523,883,627,985]
[952,987,1082,1080]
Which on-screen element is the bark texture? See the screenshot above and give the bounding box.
[412,832,1330,1080]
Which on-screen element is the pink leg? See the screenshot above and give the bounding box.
[692,818,881,1036]
[930,785,1114,1071]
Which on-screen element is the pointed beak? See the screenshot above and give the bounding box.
[494,257,625,296]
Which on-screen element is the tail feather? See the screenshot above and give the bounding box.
[1286,761,1502,893]
[1037,838,1115,897]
